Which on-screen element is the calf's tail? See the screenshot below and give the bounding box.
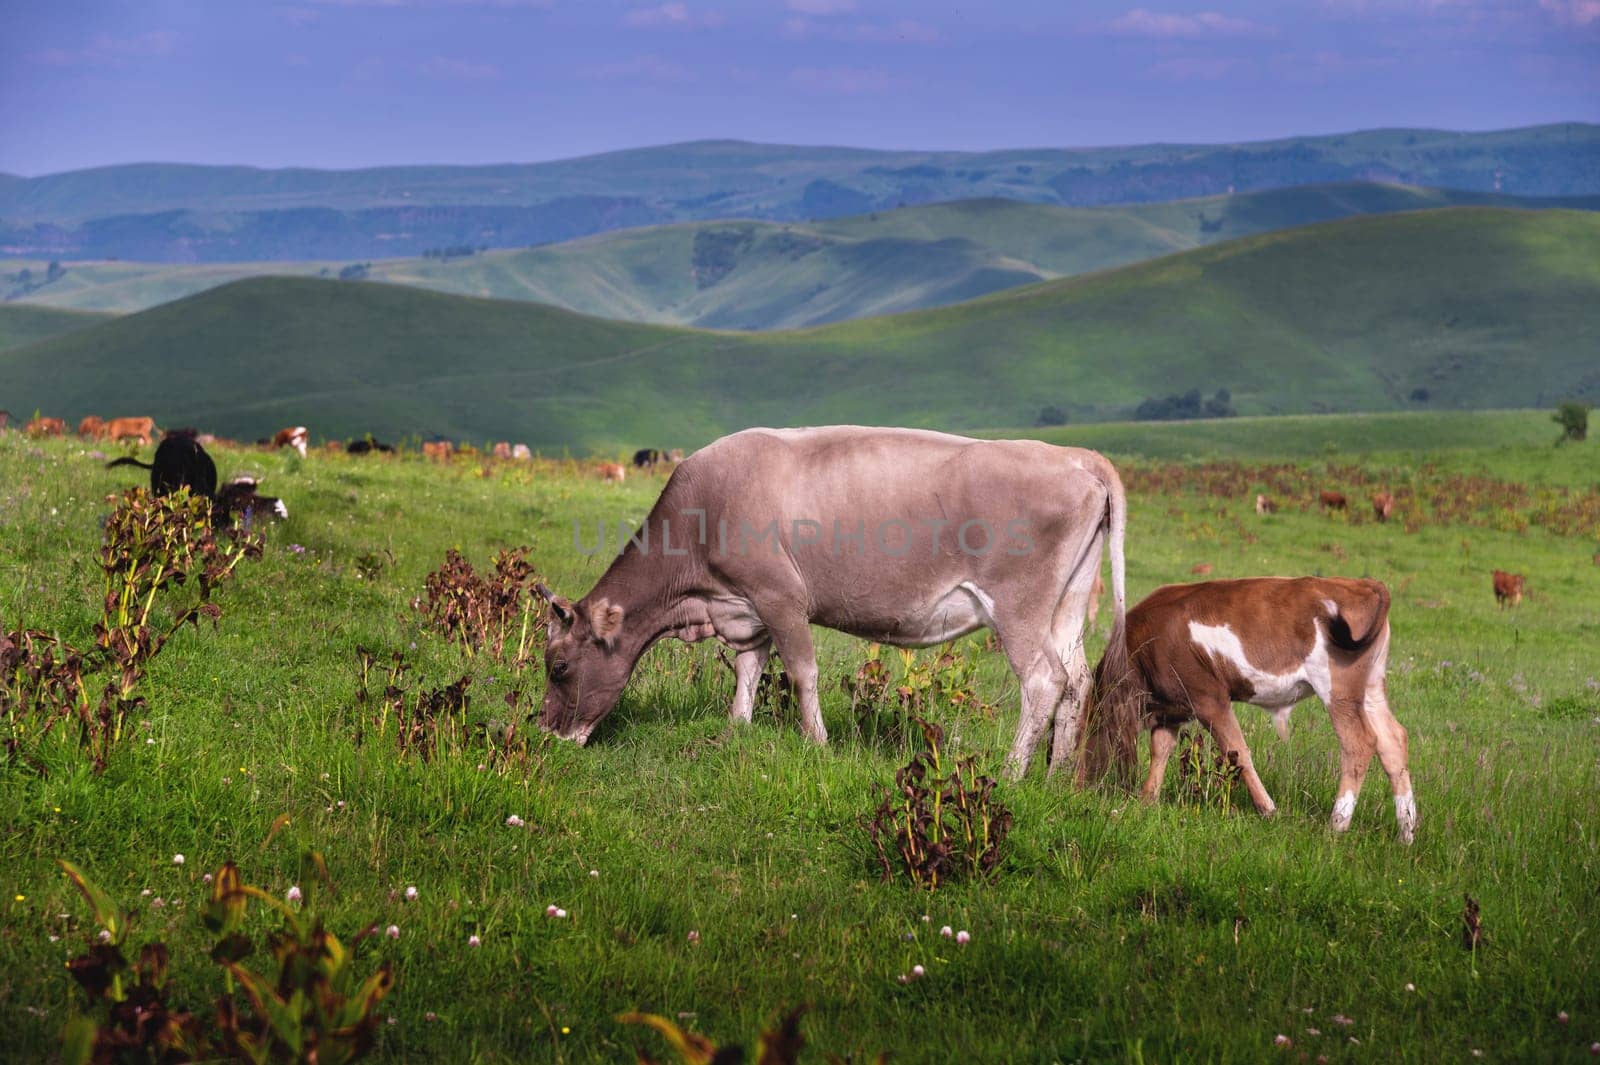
[1077,458,1141,786]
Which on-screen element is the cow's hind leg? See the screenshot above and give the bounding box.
[1142,720,1180,804]
[727,643,772,724]
[1002,639,1068,782]
[1324,689,1377,834]
[1360,627,1415,843]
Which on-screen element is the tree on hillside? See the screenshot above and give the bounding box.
[1036,405,1068,427]
[1552,401,1589,443]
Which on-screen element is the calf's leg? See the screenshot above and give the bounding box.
[1360,627,1416,843]
[1324,689,1377,834]
[1198,698,1277,817]
[1142,721,1179,803]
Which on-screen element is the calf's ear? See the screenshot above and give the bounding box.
[589,598,625,647]
[535,583,575,633]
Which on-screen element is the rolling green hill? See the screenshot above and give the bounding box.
[3,208,1595,450]
[0,302,109,352]
[8,184,1597,328]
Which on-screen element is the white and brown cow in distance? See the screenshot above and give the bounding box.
[535,425,1134,780]
[271,426,309,458]
[1089,576,1415,842]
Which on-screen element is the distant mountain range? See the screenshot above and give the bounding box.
[2,123,1595,262]
[7,183,1597,329]
[5,207,1595,448]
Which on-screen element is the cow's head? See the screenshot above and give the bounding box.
[534,583,631,745]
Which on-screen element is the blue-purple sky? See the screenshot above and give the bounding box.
[2,0,1596,176]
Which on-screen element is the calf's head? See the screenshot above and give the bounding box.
[535,584,632,745]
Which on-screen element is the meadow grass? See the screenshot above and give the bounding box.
[1,428,1597,1063]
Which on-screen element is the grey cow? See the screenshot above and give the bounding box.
[536,425,1131,779]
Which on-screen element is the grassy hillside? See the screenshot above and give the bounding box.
[3,208,1596,448]
[8,184,1597,328]
[4,124,1596,227]
[2,432,1596,1061]
[0,301,109,353]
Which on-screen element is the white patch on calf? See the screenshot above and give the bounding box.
[1187,621,1326,708]
[1331,790,1357,831]
[273,499,289,519]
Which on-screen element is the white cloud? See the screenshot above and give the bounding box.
[1106,8,1272,37]
[1539,0,1600,24]
[30,31,178,67]
[787,0,855,14]
[623,3,724,28]
[790,65,889,93]
[582,54,693,82]
[420,56,501,79]
[784,17,939,43]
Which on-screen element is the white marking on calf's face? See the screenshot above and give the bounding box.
[1187,620,1328,709]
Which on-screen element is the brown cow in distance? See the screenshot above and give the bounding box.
[1190,563,1213,576]
[598,461,626,483]
[492,441,513,460]
[422,440,454,461]
[106,416,156,445]
[77,415,106,439]
[1492,570,1524,608]
[1088,576,1415,843]
[1372,492,1395,523]
[1320,490,1348,513]
[1255,494,1277,515]
[271,426,309,458]
[26,416,66,438]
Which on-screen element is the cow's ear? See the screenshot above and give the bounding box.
[536,584,574,633]
[589,598,625,647]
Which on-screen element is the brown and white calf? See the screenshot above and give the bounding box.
[1371,492,1395,523]
[1093,576,1415,843]
[271,425,309,458]
[1255,494,1277,515]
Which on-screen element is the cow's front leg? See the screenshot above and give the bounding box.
[762,615,827,744]
[727,643,771,724]
[1203,701,1276,817]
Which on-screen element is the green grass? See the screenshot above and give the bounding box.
[1,426,1596,1061]
[7,184,1595,326]
[4,208,1598,449]
[0,302,109,353]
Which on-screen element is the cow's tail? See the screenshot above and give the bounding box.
[105,457,153,471]
[1077,456,1140,786]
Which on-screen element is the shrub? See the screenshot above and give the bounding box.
[1553,401,1589,443]
[1036,404,1068,427]
[415,547,546,664]
[866,716,1012,889]
[2,488,262,773]
[58,853,393,1065]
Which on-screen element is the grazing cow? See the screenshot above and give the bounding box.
[1492,570,1524,608]
[346,437,395,455]
[106,416,156,446]
[77,415,107,439]
[512,443,532,461]
[1255,494,1277,515]
[26,416,66,438]
[271,426,309,458]
[1191,563,1213,576]
[215,476,288,525]
[535,426,1133,781]
[668,448,684,463]
[1089,576,1415,843]
[1320,490,1348,513]
[422,440,454,461]
[598,461,626,483]
[324,440,343,453]
[1372,492,1395,523]
[107,429,218,499]
[492,441,513,460]
[632,448,663,469]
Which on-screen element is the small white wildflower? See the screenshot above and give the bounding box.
[1556,1011,1569,1025]
[686,930,700,943]
[404,886,418,902]
[150,897,165,910]
[956,930,971,945]
[1273,1034,1291,1047]
[386,924,400,939]
[940,925,953,938]
[425,1011,437,1022]
[286,886,303,903]
[555,908,567,919]
[896,974,909,984]
[505,814,525,827]
[911,964,925,978]
[590,869,599,878]
[97,930,111,942]
[172,854,185,866]
[546,904,559,917]
[1405,982,1416,992]
[468,934,481,947]
[141,889,152,897]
